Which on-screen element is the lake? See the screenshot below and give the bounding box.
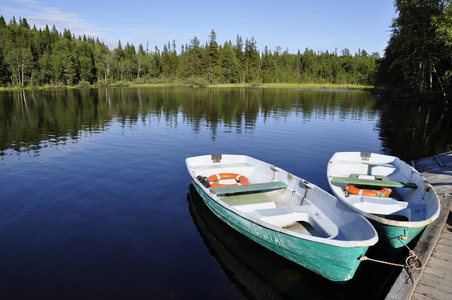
[0,87,451,299]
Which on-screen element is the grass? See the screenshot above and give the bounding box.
[0,82,376,91]
[129,82,375,90]
[128,83,183,88]
[126,82,376,90]
[261,83,374,90]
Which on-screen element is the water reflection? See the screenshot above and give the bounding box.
[376,98,451,160]
[0,88,451,160]
[0,89,111,156]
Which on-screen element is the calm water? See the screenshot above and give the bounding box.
[0,88,451,299]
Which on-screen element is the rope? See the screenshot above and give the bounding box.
[359,254,405,267]
[359,236,422,279]
[399,236,423,277]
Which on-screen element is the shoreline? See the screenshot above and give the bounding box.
[0,83,375,91]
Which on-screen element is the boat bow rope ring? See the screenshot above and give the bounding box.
[345,184,392,197]
[207,173,250,188]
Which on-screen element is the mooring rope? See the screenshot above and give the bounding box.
[399,235,423,277]
[359,236,422,279]
[359,254,405,267]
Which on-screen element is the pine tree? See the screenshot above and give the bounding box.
[206,29,219,83]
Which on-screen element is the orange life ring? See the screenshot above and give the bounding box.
[207,173,249,188]
[345,184,392,197]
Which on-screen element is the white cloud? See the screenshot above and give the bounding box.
[1,0,114,43]
[0,0,200,50]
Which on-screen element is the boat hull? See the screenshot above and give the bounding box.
[192,182,370,283]
[368,219,426,248]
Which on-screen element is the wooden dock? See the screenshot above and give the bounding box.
[386,151,452,300]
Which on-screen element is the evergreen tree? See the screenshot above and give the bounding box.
[235,35,245,83]
[187,36,202,77]
[206,29,219,83]
[244,37,260,82]
[217,41,239,83]
[379,0,452,103]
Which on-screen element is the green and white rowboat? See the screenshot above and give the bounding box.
[186,154,378,282]
[327,152,440,248]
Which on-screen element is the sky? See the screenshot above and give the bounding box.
[1,0,397,56]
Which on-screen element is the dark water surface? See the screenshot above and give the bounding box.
[0,88,451,299]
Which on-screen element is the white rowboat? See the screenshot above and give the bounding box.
[327,152,440,248]
[186,154,378,282]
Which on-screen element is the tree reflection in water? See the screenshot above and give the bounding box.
[0,88,450,161]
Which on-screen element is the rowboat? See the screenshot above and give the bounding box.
[187,185,351,298]
[186,154,378,282]
[327,152,440,248]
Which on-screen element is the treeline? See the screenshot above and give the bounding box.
[0,16,379,88]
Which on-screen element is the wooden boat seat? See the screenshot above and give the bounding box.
[210,181,288,195]
[214,181,287,213]
[331,174,417,188]
[248,205,339,238]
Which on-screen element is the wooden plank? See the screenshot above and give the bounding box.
[413,152,452,173]
[436,233,452,246]
[421,263,451,279]
[331,175,417,188]
[423,170,452,179]
[415,154,452,187]
[421,270,452,286]
[431,250,452,264]
[411,292,435,300]
[413,284,451,300]
[412,151,452,180]
[437,151,452,165]
[413,157,438,173]
[434,155,445,167]
[420,267,452,287]
[434,237,452,251]
[210,181,288,195]
[424,175,452,186]
[222,192,274,206]
[415,276,452,294]
[423,255,452,270]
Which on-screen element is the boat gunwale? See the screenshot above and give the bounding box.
[187,162,378,248]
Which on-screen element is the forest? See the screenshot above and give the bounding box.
[0,16,378,89]
[1,0,452,105]
[378,0,452,105]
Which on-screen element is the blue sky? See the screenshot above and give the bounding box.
[1,0,396,56]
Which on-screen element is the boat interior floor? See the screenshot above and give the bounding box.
[247,205,339,238]
[284,221,325,237]
[222,191,339,239]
